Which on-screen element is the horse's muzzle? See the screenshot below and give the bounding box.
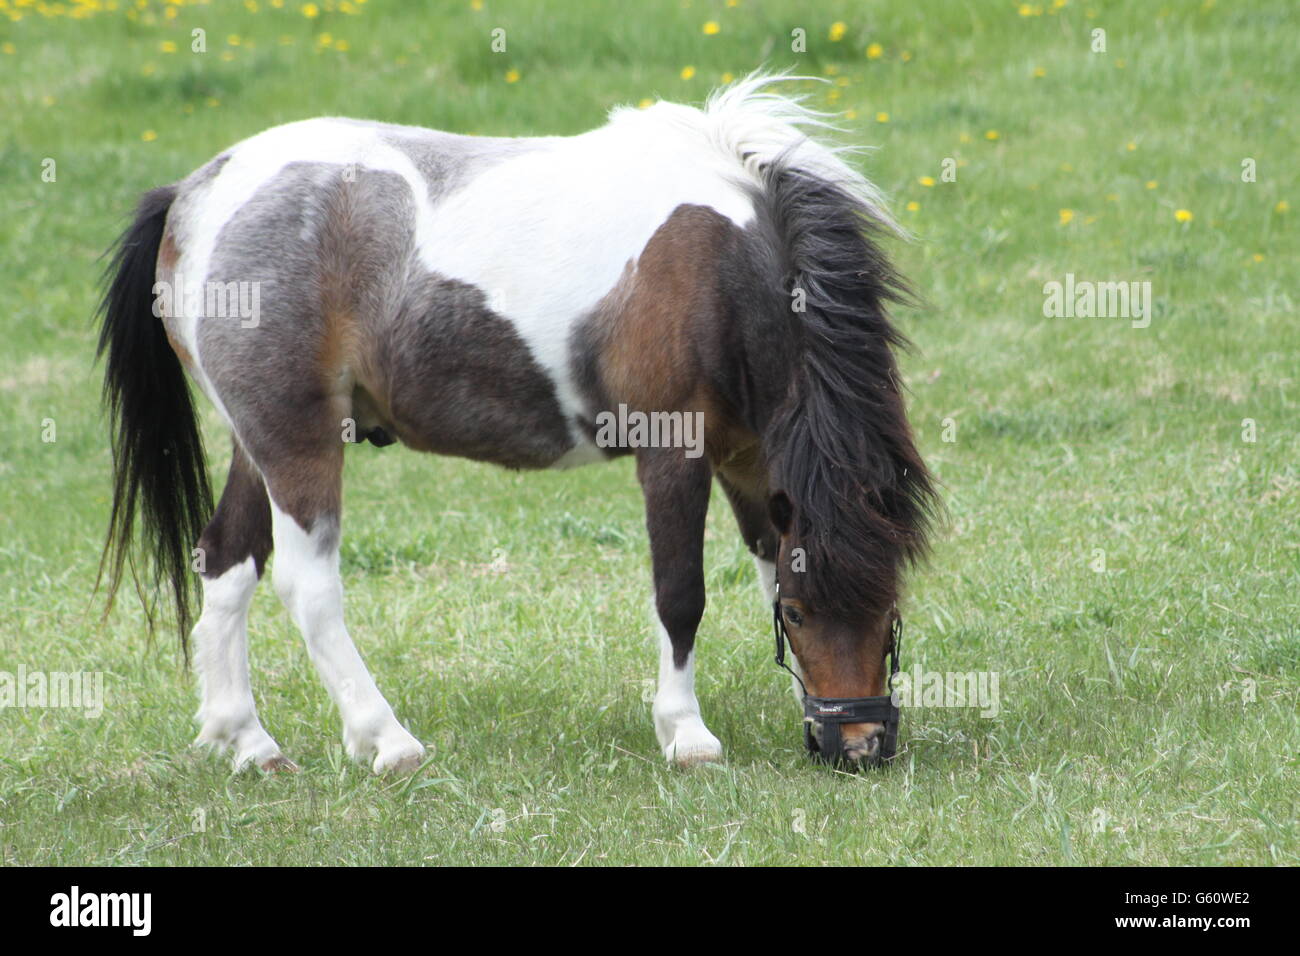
[803,695,900,768]
[771,569,905,770]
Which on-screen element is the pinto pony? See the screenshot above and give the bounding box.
[97,75,936,773]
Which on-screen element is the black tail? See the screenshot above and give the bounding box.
[96,185,212,654]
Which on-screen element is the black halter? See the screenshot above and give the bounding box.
[772,564,902,764]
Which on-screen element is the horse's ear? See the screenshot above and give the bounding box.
[768,491,793,535]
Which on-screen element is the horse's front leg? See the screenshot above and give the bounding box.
[636,448,722,766]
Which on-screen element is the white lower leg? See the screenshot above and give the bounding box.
[193,557,287,770]
[270,503,424,773]
[652,620,722,766]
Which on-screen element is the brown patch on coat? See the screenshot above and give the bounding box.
[197,439,273,578]
[157,232,180,272]
[155,230,196,370]
[314,186,367,394]
[259,441,344,531]
[574,204,757,467]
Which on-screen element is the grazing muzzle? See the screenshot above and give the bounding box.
[772,570,902,767]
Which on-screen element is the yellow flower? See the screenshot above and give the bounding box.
[638,98,653,109]
[901,50,912,62]
[1,43,13,55]
[1174,209,1192,222]
[471,0,483,9]
[865,42,883,59]
[206,96,220,107]
[1058,208,1074,225]
[141,62,156,75]
[334,38,349,51]
[703,20,719,35]
[301,2,318,17]
[221,51,236,61]
[228,34,241,46]
[720,71,734,83]
[1105,193,1119,202]
[919,176,935,187]
[906,201,919,212]
[504,68,520,83]
[160,40,176,52]
[1145,180,1158,189]
[245,0,259,10]
[1275,200,1289,213]
[985,129,999,140]
[680,65,695,80]
[844,109,857,120]
[875,111,889,123]
[1126,141,1136,151]
[142,129,158,142]
[1252,253,1264,263]
[1033,66,1045,78]
[829,21,846,42]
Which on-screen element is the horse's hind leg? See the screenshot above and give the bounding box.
[637,448,722,766]
[192,440,291,771]
[255,427,426,775]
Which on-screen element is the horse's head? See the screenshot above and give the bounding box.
[768,491,900,767]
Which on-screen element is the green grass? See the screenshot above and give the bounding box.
[1,0,1296,865]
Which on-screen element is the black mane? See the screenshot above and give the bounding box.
[758,159,938,620]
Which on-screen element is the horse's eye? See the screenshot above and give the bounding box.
[783,606,804,627]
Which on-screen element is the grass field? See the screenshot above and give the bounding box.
[1,0,1296,866]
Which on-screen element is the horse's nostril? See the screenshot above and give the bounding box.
[842,729,883,763]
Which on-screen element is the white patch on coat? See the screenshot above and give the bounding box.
[754,555,777,604]
[192,556,285,769]
[652,619,722,765]
[268,499,425,773]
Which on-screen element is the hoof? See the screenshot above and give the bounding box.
[259,754,300,773]
[195,715,288,773]
[661,727,723,768]
[373,746,425,775]
[367,725,427,775]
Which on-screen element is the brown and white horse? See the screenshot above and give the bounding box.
[97,75,936,773]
